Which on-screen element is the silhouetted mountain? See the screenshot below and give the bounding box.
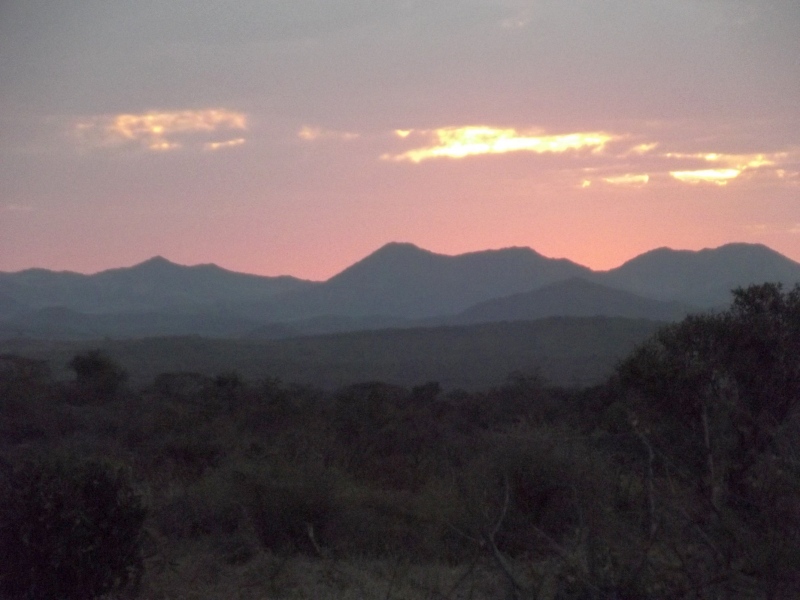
[600,243,800,307]
[445,278,694,325]
[3,242,800,339]
[0,257,315,314]
[247,242,593,320]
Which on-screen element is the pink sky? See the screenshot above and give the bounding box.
[1,1,799,280]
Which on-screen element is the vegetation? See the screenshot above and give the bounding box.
[0,285,797,598]
[0,457,146,600]
[0,316,661,390]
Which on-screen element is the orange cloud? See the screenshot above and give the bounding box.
[625,142,658,156]
[204,138,246,151]
[298,126,359,141]
[669,169,741,185]
[603,173,650,186]
[382,126,616,162]
[662,149,795,186]
[75,109,247,151]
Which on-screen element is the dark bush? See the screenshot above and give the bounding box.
[67,349,127,404]
[0,457,147,600]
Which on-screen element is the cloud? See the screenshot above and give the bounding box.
[669,169,741,185]
[664,151,781,170]
[774,169,800,186]
[74,109,247,152]
[625,143,658,156]
[292,119,798,193]
[382,126,616,162]
[203,138,246,151]
[602,173,649,186]
[298,126,359,141]
[664,150,790,185]
[372,122,800,193]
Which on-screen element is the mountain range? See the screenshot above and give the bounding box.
[2,242,799,340]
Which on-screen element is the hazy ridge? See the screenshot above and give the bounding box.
[1,241,799,340]
[0,317,662,390]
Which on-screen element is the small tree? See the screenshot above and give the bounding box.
[68,349,127,403]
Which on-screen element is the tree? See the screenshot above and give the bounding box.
[67,349,127,403]
[615,283,800,596]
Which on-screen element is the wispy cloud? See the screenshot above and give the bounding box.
[664,151,782,169]
[664,150,787,185]
[602,173,650,187]
[203,137,246,151]
[669,169,741,185]
[624,143,659,156]
[298,126,359,141]
[74,109,247,152]
[382,126,616,162]
[376,123,799,191]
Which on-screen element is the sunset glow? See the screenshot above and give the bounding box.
[2,1,799,279]
[383,127,616,162]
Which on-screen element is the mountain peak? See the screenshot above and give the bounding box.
[616,242,797,270]
[606,243,800,306]
[136,256,180,269]
[371,242,430,257]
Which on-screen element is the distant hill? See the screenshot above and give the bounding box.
[0,306,266,340]
[0,256,315,317]
[599,243,800,307]
[0,316,663,390]
[0,292,24,318]
[244,242,594,320]
[247,314,411,339]
[2,242,800,339]
[445,277,694,324]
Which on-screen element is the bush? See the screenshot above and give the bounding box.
[0,456,147,600]
[67,349,127,404]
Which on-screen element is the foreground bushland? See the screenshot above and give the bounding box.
[1,284,798,599]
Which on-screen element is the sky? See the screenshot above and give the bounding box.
[1,0,799,281]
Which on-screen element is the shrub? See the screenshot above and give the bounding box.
[0,456,147,600]
[67,349,127,404]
